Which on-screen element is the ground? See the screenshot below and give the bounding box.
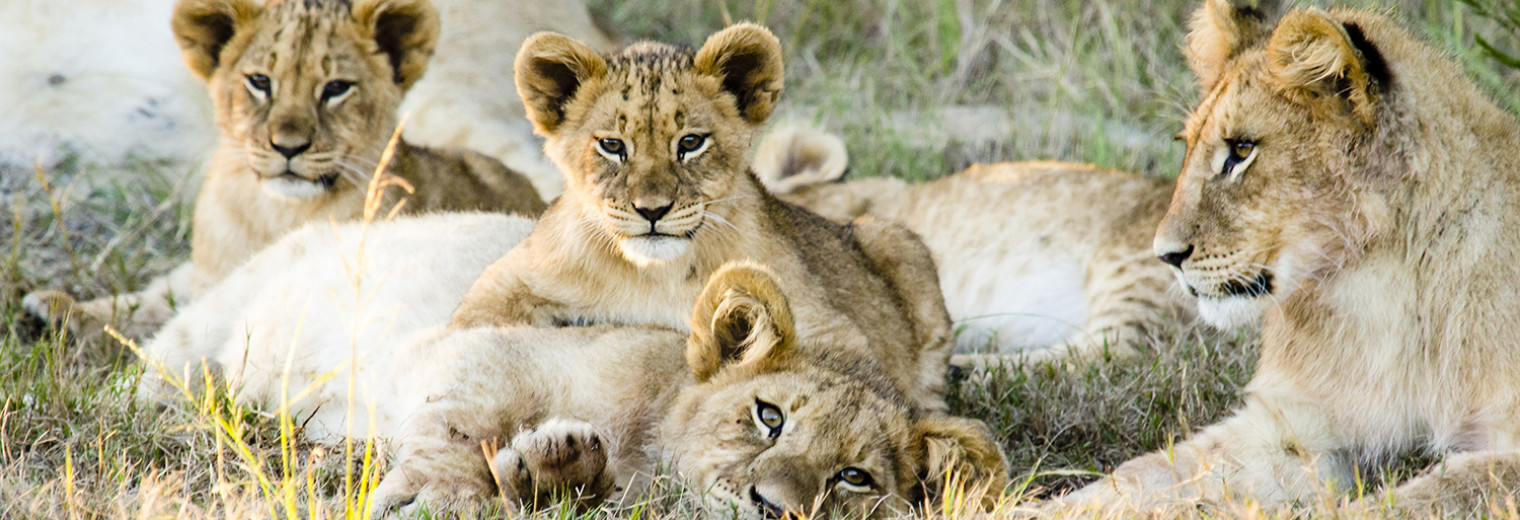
[2,0,1518,518]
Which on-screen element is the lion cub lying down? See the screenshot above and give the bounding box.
[754,127,1193,363]
[138,213,1008,517]
[25,0,546,341]
[448,25,955,410]
[1053,0,1520,514]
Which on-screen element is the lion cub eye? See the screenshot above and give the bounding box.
[1213,138,1259,179]
[675,134,708,161]
[320,80,355,103]
[835,467,875,490]
[597,138,628,162]
[245,74,272,98]
[754,399,784,439]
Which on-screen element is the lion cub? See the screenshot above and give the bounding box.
[449,25,955,410]
[755,127,1192,363]
[25,0,545,340]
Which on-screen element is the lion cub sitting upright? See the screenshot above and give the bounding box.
[26,0,545,340]
[450,24,955,410]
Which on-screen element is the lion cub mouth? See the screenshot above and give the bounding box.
[1214,270,1274,298]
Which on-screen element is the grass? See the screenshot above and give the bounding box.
[3,0,1519,517]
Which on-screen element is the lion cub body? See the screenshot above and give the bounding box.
[756,131,1189,361]
[137,215,1007,517]
[450,26,954,410]
[25,0,545,340]
[1058,1,1520,514]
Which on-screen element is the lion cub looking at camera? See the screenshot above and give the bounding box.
[449,25,955,410]
[25,0,545,340]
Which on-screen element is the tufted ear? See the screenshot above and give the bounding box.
[694,24,785,125]
[170,0,263,80]
[352,0,440,89]
[1266,9,1390,126]
[687,262,798,382]
[752,125,849,195]
[1185,0,1279,90]
[514,32,609,136]
[914,414,1009,504]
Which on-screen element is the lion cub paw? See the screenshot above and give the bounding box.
[22,290,81,326]
[493,418,614,508]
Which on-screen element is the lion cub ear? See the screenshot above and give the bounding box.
[514,33,610,136]
[686,262,798,381]
[352,0,440,89]
[914,415,1009,504]
[694,24,785,125]
[1185,0,1279,90]
[170,0,263,80]
[1267,9,1389,126]
[752,125,849,195]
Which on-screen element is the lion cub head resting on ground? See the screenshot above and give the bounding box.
[516,23,781,265]
[662,264,1007,516]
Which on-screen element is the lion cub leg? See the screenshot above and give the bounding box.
[1355,451,1520,515]
[1053,396,1353,513]
[492,418,618,509]
[23,262,192,343]
[370,406,505,516]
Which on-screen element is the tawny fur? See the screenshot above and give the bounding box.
[448,25,956,411]
[397,0,615,198]
[135,226,1009,516]
[754,127,1192,363]
[1054,0,1520,514]
[24,0,546,342]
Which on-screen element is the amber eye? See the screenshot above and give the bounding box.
[245,74,271,94]
[1231,140,1255,161]
[1218,138,1259,178]
[676,134,706,158]
[598,138,627,159]
[837,467,874,489]
[754,399,784,438]
[321,80,354,102]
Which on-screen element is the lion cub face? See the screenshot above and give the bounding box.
[514,25,783,266]
[171,0,438,200]
[1154,1,1395,328]
[663,264,1008,518]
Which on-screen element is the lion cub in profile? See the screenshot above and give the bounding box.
[25,0,545,340]
[755,127,1192,363]
[449,25,955,410]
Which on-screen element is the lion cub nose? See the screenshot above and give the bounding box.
[634,203,673,223]
[1157,244,1194,268]
[270,138,311,159]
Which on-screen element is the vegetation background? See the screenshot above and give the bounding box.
[1,0,1517,517]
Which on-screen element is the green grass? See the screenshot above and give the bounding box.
[3,0,1519,517]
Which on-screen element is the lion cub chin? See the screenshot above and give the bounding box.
[619,235,692,266]
[448,24,957,411]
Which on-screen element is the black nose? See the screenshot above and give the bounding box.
[749,487,784,520]
[1158,245,1194,268]
[635,204,673,223]
[271,140,311,159]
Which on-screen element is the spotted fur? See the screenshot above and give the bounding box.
[448,25,957,412]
